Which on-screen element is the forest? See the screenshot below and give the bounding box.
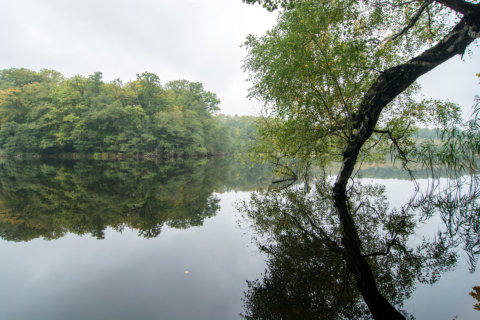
[0,68,256,157]
[0,67,445,161]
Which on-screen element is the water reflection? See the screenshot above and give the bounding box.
[0,194,266,320]
[0,157,272,241]
[240,178,476,319]
[471,286,480,311]
[2,159,479,319]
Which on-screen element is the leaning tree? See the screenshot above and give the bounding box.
[242,0,480,319]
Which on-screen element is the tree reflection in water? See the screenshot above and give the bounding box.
[0,157,272,242]
[240,176,477,319]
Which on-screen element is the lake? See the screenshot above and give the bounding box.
[0,158,478,319]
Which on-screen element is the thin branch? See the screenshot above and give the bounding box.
[309,77,346,132]
[373,128,411,164]
[388,0,434,42]
[328,266,351,320]
[353,202,364,215]
[304,213,344,253]
[363,213,409,258]
[363,239,396,257]
[427,6,434,38]
[309,33,352,118]
[363,133,383,151]
[309,83,350,142]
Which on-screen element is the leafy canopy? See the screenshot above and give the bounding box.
[242,0,480,319]
[244,0,467,167]
[0,68,229,156]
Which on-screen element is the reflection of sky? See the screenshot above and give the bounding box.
[1,182,479,319]
[366,178,480,320]
[0,192,265,320]
[406,261,479,320]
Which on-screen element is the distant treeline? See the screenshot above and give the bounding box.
[0,68,257,157]
[412,127,441,140]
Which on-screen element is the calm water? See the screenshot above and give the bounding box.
[0,158,478,319]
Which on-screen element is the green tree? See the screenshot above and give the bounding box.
[470,286,480,311]
[133,72,165,115]
[216,115,259,155]
[0,69,230,157]
[243,0,480,319]
[0,68,43,89]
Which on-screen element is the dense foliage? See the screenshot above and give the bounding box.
[242,0,480,319]
[0,68,237,156]
[244,0,476,169]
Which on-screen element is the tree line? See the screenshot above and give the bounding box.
[0,68,256,157]
[0,67,448,161]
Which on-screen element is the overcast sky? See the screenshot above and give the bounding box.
[0,0,478,116]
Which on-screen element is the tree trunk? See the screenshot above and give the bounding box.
[332,7,480,319]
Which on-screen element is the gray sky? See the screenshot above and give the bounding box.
[0,0,478,116]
